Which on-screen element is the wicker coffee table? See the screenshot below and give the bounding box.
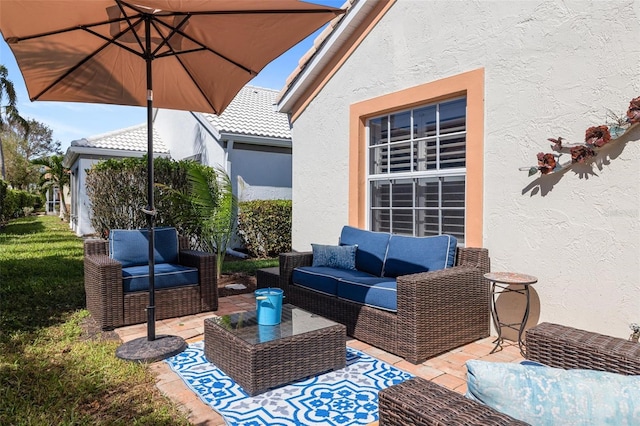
[204,304,346,396]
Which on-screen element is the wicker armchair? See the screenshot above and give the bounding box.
[84,235,217,330]
[378,322,640,425]
[279,247,491,364]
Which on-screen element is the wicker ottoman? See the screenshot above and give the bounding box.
[204,304,346,395]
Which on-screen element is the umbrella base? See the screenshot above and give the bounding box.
[116,335,187,363]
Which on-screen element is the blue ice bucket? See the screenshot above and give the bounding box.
[255,288,284,326]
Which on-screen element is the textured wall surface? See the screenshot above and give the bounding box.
[290,0,640,337]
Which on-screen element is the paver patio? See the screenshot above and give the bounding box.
[114,293,524,426]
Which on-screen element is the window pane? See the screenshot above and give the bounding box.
[442,209,465,244]
[369,146,387,174]
[416,178,439,208]
[414,105,436,138]
[389,111,411,142]
[389,142,412,173]
[416,208,439,237]
[439,134,466,168]
[391,179,413,208]
[442,177,465,208]
[413,139,436,171]
[369,116,388,146]
[440,98,466,134]
[371,209,390,233]
[370,180,390,208]
[391,209,413,235]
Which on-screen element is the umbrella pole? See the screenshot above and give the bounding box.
[145,18,156,342]
[115,16,186,363]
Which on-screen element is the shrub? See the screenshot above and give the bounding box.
[85,156,233,255]
[0,186,40,223]
[237,199,291,258]
[0,179,7,222]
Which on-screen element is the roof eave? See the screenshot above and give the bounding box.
[63,145,170,168]
[276,0,379,114]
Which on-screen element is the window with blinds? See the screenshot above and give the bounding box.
[367,97,466,243]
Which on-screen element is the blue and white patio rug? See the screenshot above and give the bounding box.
[165,341,414,425]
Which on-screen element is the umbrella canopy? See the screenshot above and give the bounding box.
[1,0,342,359]
[0,0,342,115]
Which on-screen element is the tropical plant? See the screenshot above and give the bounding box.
[31,154,70,219]
[182,163,237,280]
[0,64,29,180]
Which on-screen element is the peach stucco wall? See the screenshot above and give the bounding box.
[288,0,640,338]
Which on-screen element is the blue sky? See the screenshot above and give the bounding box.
[0,0,344,152]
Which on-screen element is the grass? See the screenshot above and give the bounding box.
[222,256,278,275]
[0,216,190,425]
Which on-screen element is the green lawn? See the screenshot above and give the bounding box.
[0,216,190,425]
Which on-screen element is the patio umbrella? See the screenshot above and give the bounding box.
[0,0,343,362]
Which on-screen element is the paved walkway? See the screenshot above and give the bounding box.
[114,293,524,425]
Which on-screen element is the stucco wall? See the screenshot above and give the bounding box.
[290,0,640,337]
[155,109,225,166]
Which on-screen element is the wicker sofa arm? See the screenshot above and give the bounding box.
[84,253,124,330]
[396,264,489,364]
[180,249,217,311]
[378,377,527,425]
[525,322,640,375]
[84,238,108,256]
[279,251,313,286]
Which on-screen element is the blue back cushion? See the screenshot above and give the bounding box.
[109,227,179,267]
[383,234,457,278]
[311,244,357,270]
[339,226,390,276]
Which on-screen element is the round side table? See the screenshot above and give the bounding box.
[484,272,537,356]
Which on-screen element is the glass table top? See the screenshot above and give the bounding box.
[208,304,341,345]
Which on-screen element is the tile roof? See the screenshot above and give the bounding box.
[202,85,291,139]
[71,123,168,153]
[277,0,354,103]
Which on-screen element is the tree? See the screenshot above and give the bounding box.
[0,64,28,180]
[0,128,35,189]
[3,119,60,189]
[31,154,70,219]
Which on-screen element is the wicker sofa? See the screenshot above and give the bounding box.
[378,322,640,425]
[84,227,217,330]
[279,226,491,364]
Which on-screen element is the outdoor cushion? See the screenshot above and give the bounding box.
[336,276,397,312]
[339,226,390,276]
[122,263,199,292]
[109,227,179,268]
[311,243,357,270]
[293,266,374,296]
[383,234,457,278]
[465,360,640,425]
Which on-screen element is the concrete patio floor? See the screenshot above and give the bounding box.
[114,293,524,426]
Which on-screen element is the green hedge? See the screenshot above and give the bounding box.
[85,156,201,241]
[237,199,291,258]
[0,182,41,224]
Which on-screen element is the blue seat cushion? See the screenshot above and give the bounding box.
[383,234,457,278]
[122,263,199,292]
[336,276,397,312]
[109,227,179,268]
[293,267,375,296]
[339,226,391,276]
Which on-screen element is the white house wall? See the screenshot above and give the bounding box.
[229,147,292,197]
[154,109,226,166]
[290,1,640,337]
